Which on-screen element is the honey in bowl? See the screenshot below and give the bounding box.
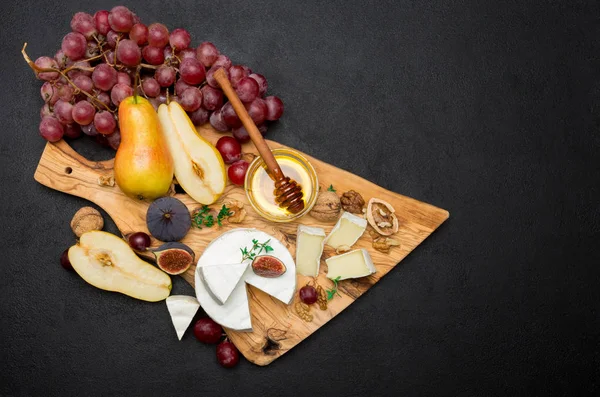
[245,149,318,222]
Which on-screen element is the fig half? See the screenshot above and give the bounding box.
[146,197,191,242]
[152,242,195,275]
[251,255,286,278]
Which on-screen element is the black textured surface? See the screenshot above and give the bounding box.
[1,1,599,395]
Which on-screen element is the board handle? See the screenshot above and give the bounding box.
[33,140,124,209]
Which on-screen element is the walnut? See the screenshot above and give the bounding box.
[309,191,341,222]
[372,237,401,253]
[225,200,246,224]
[316,285,328,310]
[295,302,313,322]
[71,207,104,237]
[340,190,365,214]
[366,198,399,236]
[97,175,115,187]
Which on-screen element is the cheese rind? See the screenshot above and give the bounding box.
[165,295,200,340]
[324,212,367,249]
[325,249,376,280]
[200,262,248,305]
[295,225,326,277]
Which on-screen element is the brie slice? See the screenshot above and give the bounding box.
[166,295,200,340]
[325,248,376,280]
[324,212,367,249]
[295,225,326,277]
[200,262,248,305]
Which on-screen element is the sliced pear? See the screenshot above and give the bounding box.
[68,231,172,302]
[158,102,226,205]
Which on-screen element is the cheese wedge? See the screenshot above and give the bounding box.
[324,212,367,249]
[295,225,326,277]
[325,249,376,280]
[166,295,200,340]
[200,262,248,305]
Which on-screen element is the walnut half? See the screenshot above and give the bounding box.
[340,190,365,214]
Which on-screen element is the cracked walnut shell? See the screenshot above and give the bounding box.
[366,198,399,236]
[70,207,104,237]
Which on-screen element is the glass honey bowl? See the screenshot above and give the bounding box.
[244,148,319,223]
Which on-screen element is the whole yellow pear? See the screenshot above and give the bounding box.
[114,96,174,200]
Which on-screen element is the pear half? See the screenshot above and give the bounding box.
[68,231,172,302]
[158,102,226,205]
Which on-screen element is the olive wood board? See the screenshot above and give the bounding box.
[34,124,449,366]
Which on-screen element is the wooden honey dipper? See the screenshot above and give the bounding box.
[213,68,305,214]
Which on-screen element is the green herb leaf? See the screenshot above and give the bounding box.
[204,215,214,227]
[240,238,274,262]
[327,184,336,192]
[326,276,342,301]
[192,205,210,229]
[216,205,232,226]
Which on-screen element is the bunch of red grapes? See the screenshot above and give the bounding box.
[32,6,284,150]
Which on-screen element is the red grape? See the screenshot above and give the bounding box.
[210,108,229,132]
[249,73,268,97]
[106,30,119,48]
[58,84,75,102]
[228,65,248,88]
[35,56,59,81]
[179,58,205,85]
[106,129,121,150]
[105,50,115,64]
[94,110,117,135]
[40,117,64,142]
[232,125,250,143]
[61,32,86,60]
[265,96,284,121]
[188,107,210,126]
[108,6,134,33]
[148,23,169,47]
[142,78,160,97]
[169,28,191,50]
[216,136,242,164]
[245,98,267,125]
[299,285,318,304]
[116,39,141,67]
[154,66,175,87]
[40,104,53,119]
[179,88,203,112]
[40,82,58,104]
[60,248,74,271]
[89,91,111,107]
[196,42,219,67]
[128,232,151,251]
[175,79,193,96]
[201,85,223,111]
[95,133,110,147]
[71,12,97,39]
[178,48,196,60]
[64,123,82,139]
[206,66,229,88]
[81,123,99,136]
[142,45,164,65]
[54,100,75,124]
[228,160,249,185]
[72,101,96,125]
[110,83,133,106]
[117,72,131,86]
[54,49,69,68]
[216,341,240,368]
[94,10,111,35]
[258,123,268,136]
[221,102,242,128]
[73,75,93,93]
[131,13,141,25]
[129,23,148,45]
[163,46,174,61]
[235,77,259,103]
[193,318,223,344]
[213,55,231,69]
[92,63,117,91]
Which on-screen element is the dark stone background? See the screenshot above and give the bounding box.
[1,0,598,395]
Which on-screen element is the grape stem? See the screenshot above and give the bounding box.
[21,43,113,113]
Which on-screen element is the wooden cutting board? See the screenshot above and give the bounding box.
[34,124,449,366]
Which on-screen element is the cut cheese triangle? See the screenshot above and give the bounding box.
[166,295,200,340]
[200,263,248,305]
